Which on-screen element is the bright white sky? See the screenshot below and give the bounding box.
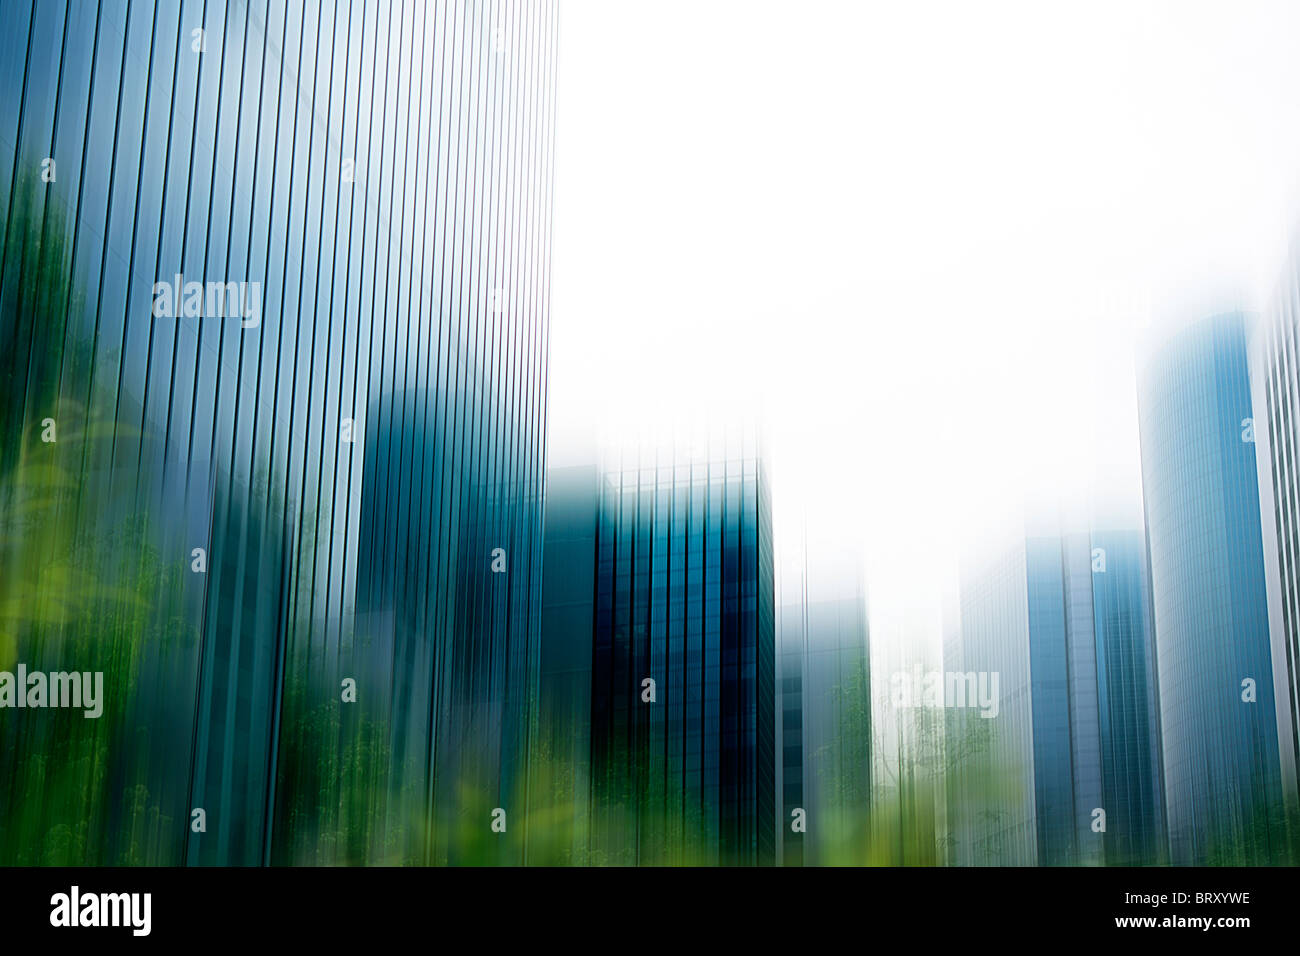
[549,0,1300,663]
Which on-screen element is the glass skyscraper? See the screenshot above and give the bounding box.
[0,0,556,865]
[1138,310,1288,865]
[1027,530,1106,866]
[1090,529,1165,866]
[1252,239,1300,818]
[533,431,778,866]
[590,433,776,866]
[950,520,1162,865]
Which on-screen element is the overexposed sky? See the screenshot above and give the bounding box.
[549,0,1300,654]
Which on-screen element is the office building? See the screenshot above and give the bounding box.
[1251,241,1300,820]
[1138,310,1288,864]
[949,520,1162,865]
[0,0,557,865]
[535,430,777,865]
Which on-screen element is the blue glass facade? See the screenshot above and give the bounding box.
[953,525,1163,865]
[1090,530,1165,865]
[0,0,556,865]
[533,463,599,863]
[586,435,776,866]
[1025,534,1089,865]
[1138,311,1288,864]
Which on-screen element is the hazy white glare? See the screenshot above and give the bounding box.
[550,0,1300,660]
